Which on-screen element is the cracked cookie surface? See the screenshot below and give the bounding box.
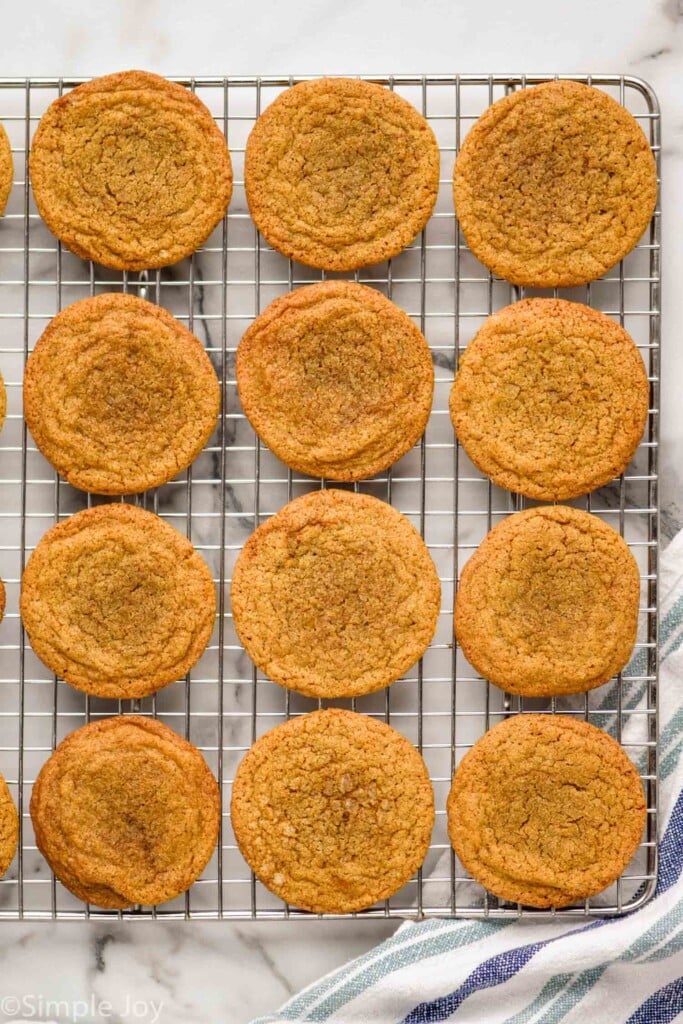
[447,714,646,908]
[449,299,649,500]
[24,293,220,495]
[0,772,17,879]
[231,489,441,698]
[20,503,216,699]
[231,708,434,913]
[0,122,13,216]
[31,716,220,908]
[245,78,440,270]
[236,281,434,480]
[30,70,233,270]
[453,80,657,287]
[455,506,640,696]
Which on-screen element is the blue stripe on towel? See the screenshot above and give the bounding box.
[625,976,683,1023]
[402,944,545,1023]
[402,783,683,1024]
[657,787,683,894]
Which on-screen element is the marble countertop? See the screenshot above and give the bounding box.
[0,1,681,1021]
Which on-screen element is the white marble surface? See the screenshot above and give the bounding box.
[0,1,681,1022]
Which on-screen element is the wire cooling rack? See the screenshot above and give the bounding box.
[0,74,660,921]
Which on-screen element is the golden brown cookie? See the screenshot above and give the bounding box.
[0,122,13,216]
[31,716,220,908]
[231,489,440,698]
[30,70,232,269]
[455,506,640,697]
[237,281,434,480]
[231,708,434,913]
[20,504,215,699]
[245,78,440,270]
[450,299,649,500]
[24,293,220,495]
[0,773,18,879]
[448,714,646,907]
[453,80,657,286]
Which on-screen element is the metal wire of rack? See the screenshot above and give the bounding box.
[0,73,660,921]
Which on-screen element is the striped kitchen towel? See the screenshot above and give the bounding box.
[252,527,683,1024]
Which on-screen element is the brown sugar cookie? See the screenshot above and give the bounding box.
[450,299,649,500]
[231,489,440,698]
[0,773,18,879]
[453,80,657,286]
[231,709,434,913]
[20,504,215,699]
[24,293,220,495]
[30,70,232,270]
[0,122,13,216]
[455,506,640,697]
[236,281,434,480]
[31,716,220,908]
[447,714,646,908]
[245,78,440,270]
